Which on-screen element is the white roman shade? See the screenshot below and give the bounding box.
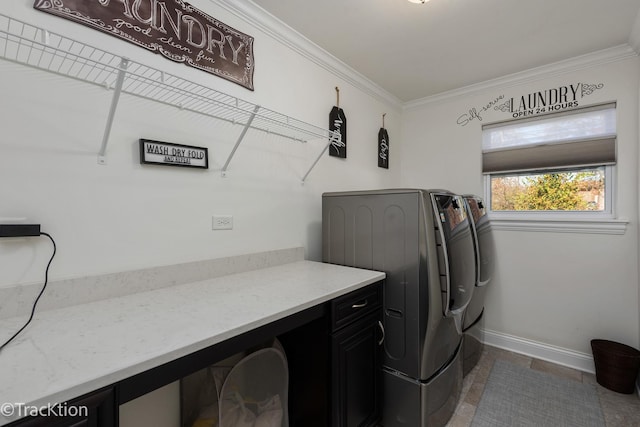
[482,103,617,174]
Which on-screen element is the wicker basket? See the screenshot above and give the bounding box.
[591,339,640,394]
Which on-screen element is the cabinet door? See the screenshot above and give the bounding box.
[332,313,381,427]
[6,388,116,427]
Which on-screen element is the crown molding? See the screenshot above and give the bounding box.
[630,8,640,54]
[208,0,403,111]
[404,44,639,111]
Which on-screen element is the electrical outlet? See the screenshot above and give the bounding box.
[212,215,233,230]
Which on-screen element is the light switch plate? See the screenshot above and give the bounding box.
[212,215,233,230]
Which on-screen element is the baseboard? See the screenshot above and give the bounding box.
[482,329,596,374]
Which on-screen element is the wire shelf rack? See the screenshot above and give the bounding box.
[0,14,335,181]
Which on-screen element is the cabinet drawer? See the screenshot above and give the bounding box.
[331,282,381,332]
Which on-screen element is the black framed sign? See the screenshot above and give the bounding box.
[139,139,208,169]
[34,0,255,90]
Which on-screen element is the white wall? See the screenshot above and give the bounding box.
[637,59,640,393]
[634,11,640,392]
[0,0,402,289]
[119,383,180,427]
[401,56,640,359]
[0,2,401,423]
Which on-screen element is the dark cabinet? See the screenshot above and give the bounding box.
[330,282,383,427]
[6,387,116,427]
[278,316,330,427]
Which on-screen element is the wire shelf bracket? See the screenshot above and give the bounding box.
[98,57,128,165]
[0,14,335,181]
[302,138,333,184]
[221,104,260,177]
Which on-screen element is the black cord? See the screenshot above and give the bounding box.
[0,232,56,352]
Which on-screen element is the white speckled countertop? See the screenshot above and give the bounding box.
[0,260,384,425]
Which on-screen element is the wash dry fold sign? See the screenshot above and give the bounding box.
[34,0,255,90]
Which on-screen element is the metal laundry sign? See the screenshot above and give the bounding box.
[33,0,255,90]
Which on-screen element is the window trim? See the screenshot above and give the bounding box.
[486,217,628,235]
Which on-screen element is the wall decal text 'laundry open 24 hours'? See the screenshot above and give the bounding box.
[456,82,604,127]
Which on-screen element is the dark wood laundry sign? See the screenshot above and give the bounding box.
[329,87,347,158]
[33,0,255,90]
[378,130,389,169]
[378,113,389,169]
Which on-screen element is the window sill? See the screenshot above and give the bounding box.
[489,217,629,235]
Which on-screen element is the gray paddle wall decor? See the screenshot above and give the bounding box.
[378,113,389,169]
[329,87,347,158]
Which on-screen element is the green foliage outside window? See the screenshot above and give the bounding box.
[490,169,604,212]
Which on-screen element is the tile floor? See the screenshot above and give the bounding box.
[445,345,640,427]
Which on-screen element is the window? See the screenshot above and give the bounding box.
[483,103,616,220]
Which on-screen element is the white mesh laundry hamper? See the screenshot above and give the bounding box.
[218,346,289,427]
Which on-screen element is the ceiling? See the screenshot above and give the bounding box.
[251,0,640,103]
